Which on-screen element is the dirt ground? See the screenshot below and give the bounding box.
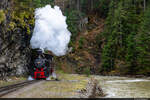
[2,72,91,98]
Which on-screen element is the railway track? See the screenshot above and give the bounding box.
[0,80,40,97]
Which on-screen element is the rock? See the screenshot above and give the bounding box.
[79,78,106,98]
[0,0,32,78]
[6,78,12,82]
[0,63,5,68]
[68,47,73,53]
[0,56,7,63]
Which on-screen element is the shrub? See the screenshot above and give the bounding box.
[0,10,6,24]
[78,37,85,49]
[83,67,90,77]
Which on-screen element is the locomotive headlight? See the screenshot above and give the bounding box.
[37,62,41,64]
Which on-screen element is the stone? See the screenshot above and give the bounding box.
[0,0,32,78]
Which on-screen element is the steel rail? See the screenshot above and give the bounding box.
[0,80,40,97]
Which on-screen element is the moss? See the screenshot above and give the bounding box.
[9,22,16,30]
[9,3,35,34]
[26,27,31,35]
[0,10,6,24]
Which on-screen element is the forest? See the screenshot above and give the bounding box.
[0,0,150,78]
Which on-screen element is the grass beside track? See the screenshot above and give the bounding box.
[0,77,26,87]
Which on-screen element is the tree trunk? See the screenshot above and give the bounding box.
[91,0,94,10]
[144,0,146,11]
[76,0,80,11]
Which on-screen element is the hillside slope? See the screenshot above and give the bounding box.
[56,14,104,75]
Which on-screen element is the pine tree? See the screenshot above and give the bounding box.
[101,0,142,74]
[137,4,150,75]
[101,0,117,72]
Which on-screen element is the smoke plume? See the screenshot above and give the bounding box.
[30,5,71,56]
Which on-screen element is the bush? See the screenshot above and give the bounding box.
[65,10,80,41]
[83,67,90,77]
[78,37,85,49]
[0,10,6,24]
[33,0,54,8]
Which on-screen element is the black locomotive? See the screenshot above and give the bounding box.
[29,49,54,80]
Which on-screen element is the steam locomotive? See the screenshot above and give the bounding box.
[28,49,54,80]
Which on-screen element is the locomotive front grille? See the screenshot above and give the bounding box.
[36,73,41,78]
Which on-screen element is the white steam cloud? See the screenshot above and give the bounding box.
[30,5,71,56]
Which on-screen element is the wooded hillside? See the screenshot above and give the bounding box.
[0,0,150,77]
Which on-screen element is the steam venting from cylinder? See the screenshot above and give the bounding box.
[30,5,71,56]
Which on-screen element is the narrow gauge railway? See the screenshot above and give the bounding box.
[0,80,41,97]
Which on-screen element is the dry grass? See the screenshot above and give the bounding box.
[3,72,90,98]
[0,76,26,87]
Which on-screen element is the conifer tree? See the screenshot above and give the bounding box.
[101,0,142,74]
[137,3,150,74]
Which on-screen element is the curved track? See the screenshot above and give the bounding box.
[0,80,40,97]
